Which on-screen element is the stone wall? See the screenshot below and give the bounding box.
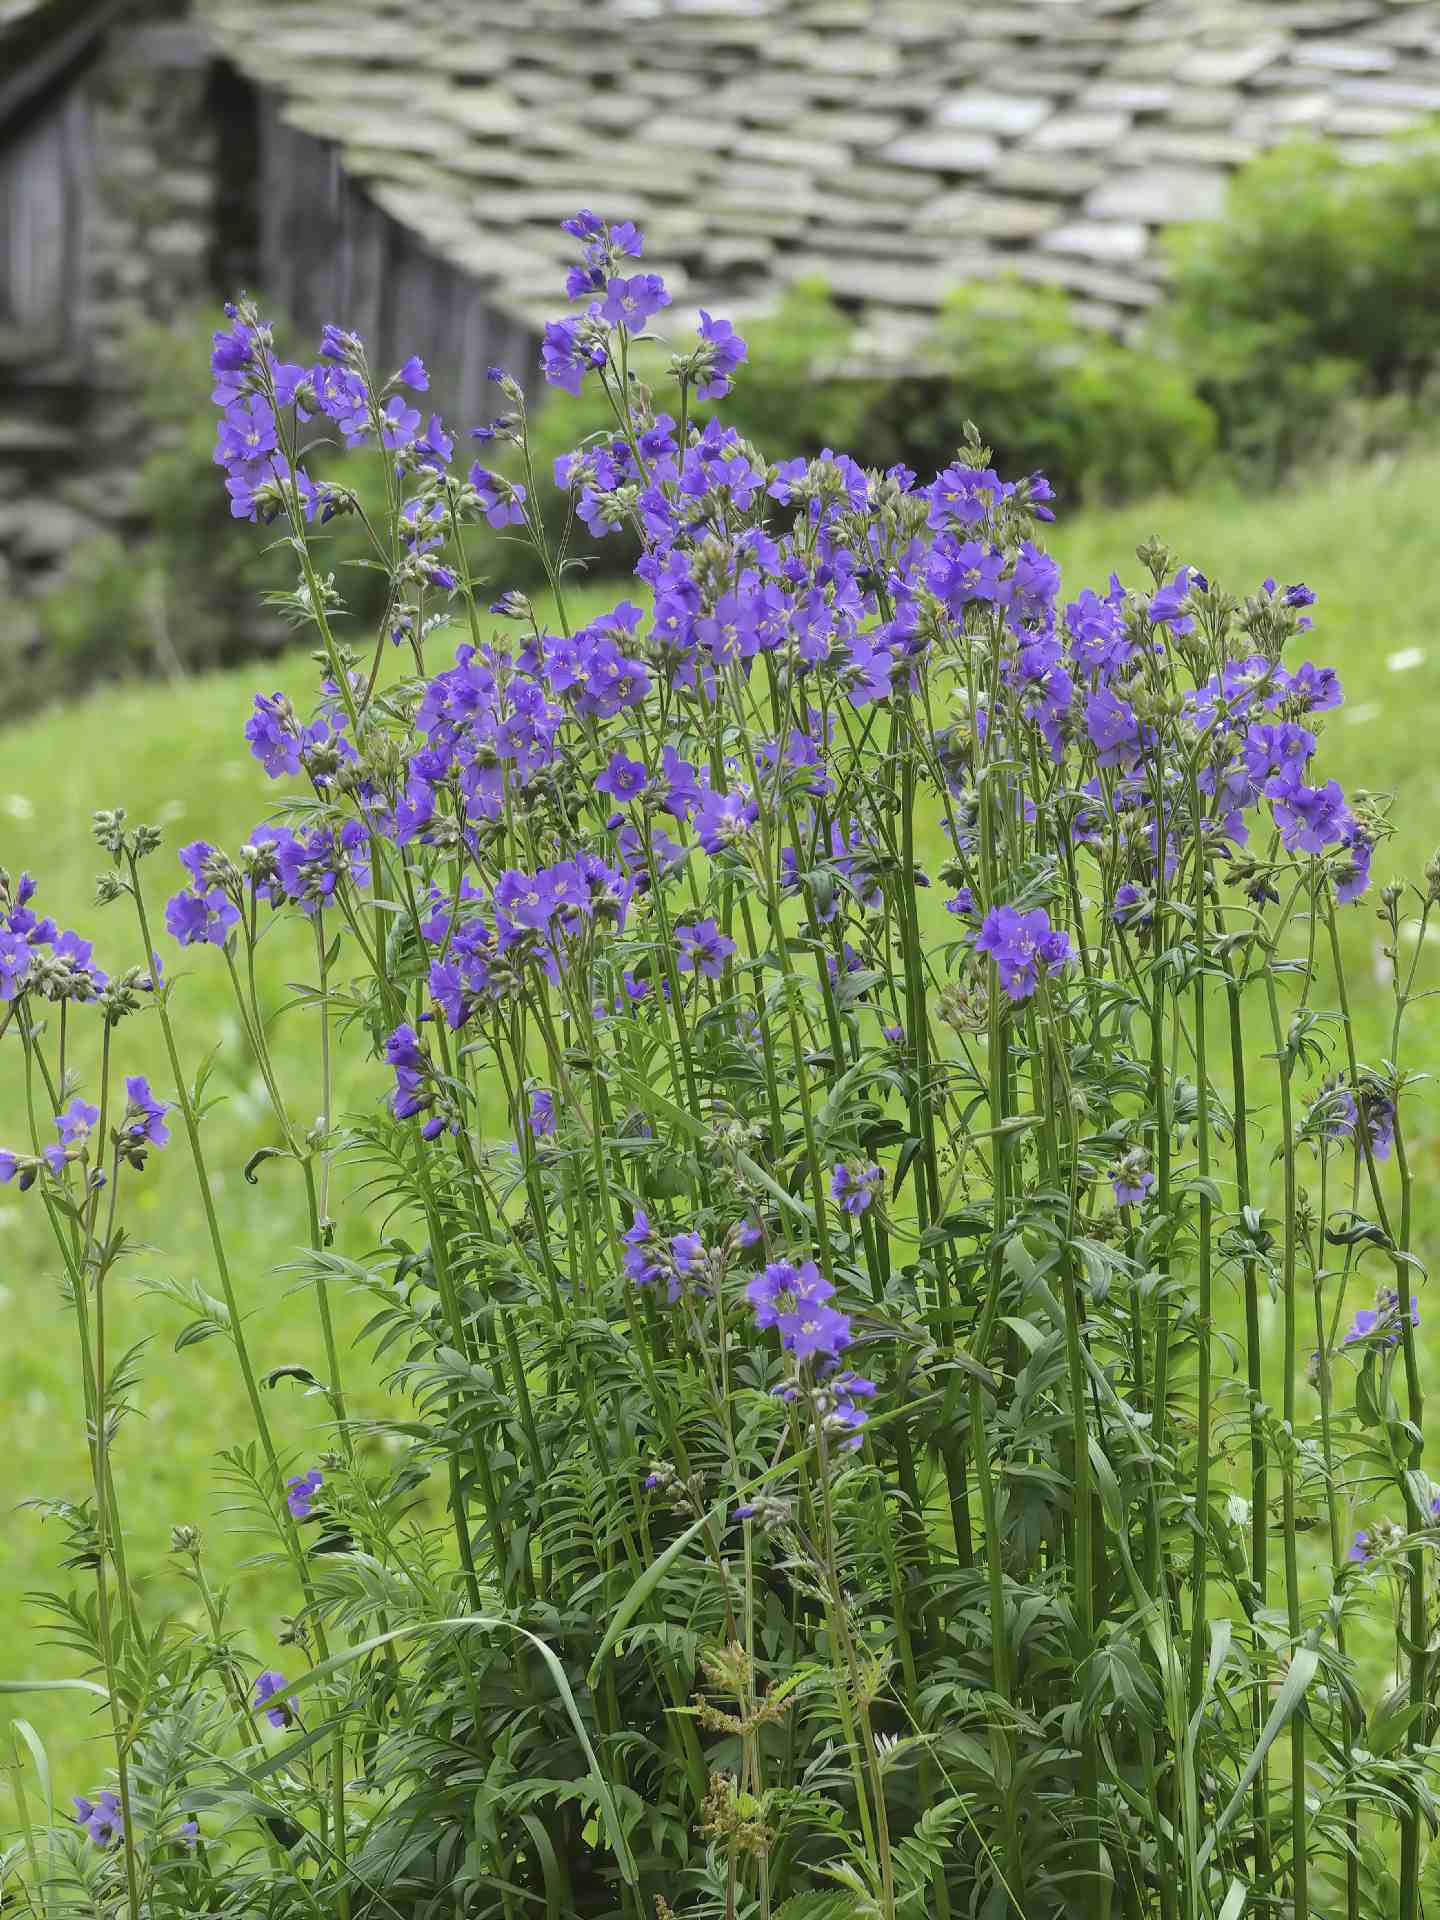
[0,6,236,657]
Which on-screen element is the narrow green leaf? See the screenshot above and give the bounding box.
[263,1615,639,1887]
[1197,1645,1319,1866]
[587,1503,724,1686]
[0,1678,109,1700]
[1216,1879,1247,1920]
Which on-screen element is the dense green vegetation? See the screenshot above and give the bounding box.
[4,445,1438,1821]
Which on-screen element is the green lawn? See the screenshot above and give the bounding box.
[3,454,1439,1806]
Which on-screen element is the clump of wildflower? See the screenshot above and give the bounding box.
[117,1076,171,1167]
[385,1024,451,1140]
[974,904,1073,1002]
[676,918,736,978]
[1349,1517,1405,1563]
[623,1213,712,1302]
[73,1792,123,1848]
[1344,1289,1419,1347]
[46,1099,99,1175]
[831,1161,883,1218]
[1111,1150,1154,1208]
[746,1259,851,1363]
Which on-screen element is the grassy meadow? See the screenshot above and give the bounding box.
[3,450,1440,1806]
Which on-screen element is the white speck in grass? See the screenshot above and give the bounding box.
[1344,701,1380,726]
[158,799,187,826]
[1,793,33,820]
[1387,646,1425,673]
[0,1281,11,1307]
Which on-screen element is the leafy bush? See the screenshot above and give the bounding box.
[4,207,1437,1920]
[1165,129,1440,474]
[866,278,1219,504]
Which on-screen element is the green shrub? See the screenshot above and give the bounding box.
[1165,128,1440,473]
[862,278,1218,504]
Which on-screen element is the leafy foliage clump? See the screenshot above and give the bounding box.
[1165,129,1440,476]
[3,204,1439,1920]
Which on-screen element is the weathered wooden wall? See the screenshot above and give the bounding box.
[255,100,538,426]
[0,88,91,352]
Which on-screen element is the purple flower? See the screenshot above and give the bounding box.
[1085,686,1143,770]
[1344,1290,1418,1347]
[0,927,32,1000]
[1334,825,1373,906]
[245,692,302,778]
[214,395,278,471]
[396,354,428,391]
[601,273,671,330]
[0,1149,19,1184]
[165,887,239,948]
[1266,774,1352,855]
[286,1468,323,1519]
[676,918,736,979]
[1363,1092,1396,1161]
[56,1099,99,1149]
[1148,568,1195,627]
[695,310,748,400]
[561,209,605,241]
[210,318,256,401]
[694,787,757,853]
[385,1024,433,1122]
[379,395,421,450]
[596,751,648,803]
[542,317,604,396]
[120,1076,171,1152]
[1112,1169,1154,1207]
[253,1669,298,1729]
[746,1259,833,1330]
[974,904,1073,1003]
[1285,661,1343,712]
[826,1371,878,1450]
[623,1210,667,1294]
[1348,1531,1371,1564]
[73,1791,123,1848]
[782,1301,852,1363]
[529,1088,556,1139]
[927,465,1004,532]
[831,1161,883,1218]
[469,464,527,529]
[412,414,454,472]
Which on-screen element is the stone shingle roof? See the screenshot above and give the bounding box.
[208,0,1440,357]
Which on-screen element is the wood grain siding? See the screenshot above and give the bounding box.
[0,89,90,349]
[254,99,538,425]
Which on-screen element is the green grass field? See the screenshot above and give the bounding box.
[3,453,1439,1807]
